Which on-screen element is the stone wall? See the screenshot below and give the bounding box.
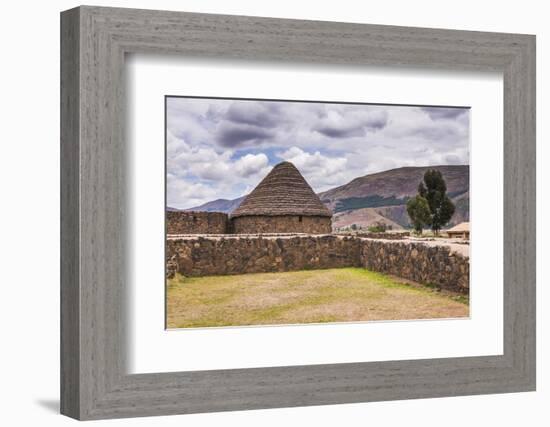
[360,239,469,293]
[166,235,469,294]
[342,231,410,240]
[167,235,360,277]
[167,211,228,235]
[231,215,332,234]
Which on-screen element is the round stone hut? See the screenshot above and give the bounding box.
[231,161,332,234]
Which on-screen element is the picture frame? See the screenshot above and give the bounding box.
[60,5,536,420]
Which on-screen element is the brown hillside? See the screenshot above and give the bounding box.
[332,208,404,230]
[184,165,469,230]
[319,165,469,212]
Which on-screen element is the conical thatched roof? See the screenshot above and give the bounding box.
[231,161,332,218]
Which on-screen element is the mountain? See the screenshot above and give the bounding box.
[182,165,469,230]
[181,196,247,214]
[319,165,469,230]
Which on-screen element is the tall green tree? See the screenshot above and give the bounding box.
[417,169,456,234]
[406,195,431,234]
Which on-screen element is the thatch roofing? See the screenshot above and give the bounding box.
[231,161,332,218]
[447,222,470,232]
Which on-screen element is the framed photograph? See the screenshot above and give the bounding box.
[164,96,472,330]
[61,6,535,420]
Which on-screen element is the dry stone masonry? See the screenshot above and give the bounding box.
[360,239,469,293]
[166,234,469,294]
[166,211,229,234]
[348,231,410,240]
[167,235,360,277]
[232,215,332,234]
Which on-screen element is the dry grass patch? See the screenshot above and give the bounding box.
[166,268,468,329]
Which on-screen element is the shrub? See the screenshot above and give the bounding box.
[367,221,387,233]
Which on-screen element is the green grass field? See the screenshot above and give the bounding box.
[167,268,469,329]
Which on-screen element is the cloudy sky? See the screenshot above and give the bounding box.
[166,97,470,209]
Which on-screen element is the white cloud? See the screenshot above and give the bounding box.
[166,98,470,208]
[277,147,354,192]
[234,153,269,178]
[167,176,219,209]
[166,132,273,208]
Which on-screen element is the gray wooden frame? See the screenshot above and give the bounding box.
[60,5,536,420]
